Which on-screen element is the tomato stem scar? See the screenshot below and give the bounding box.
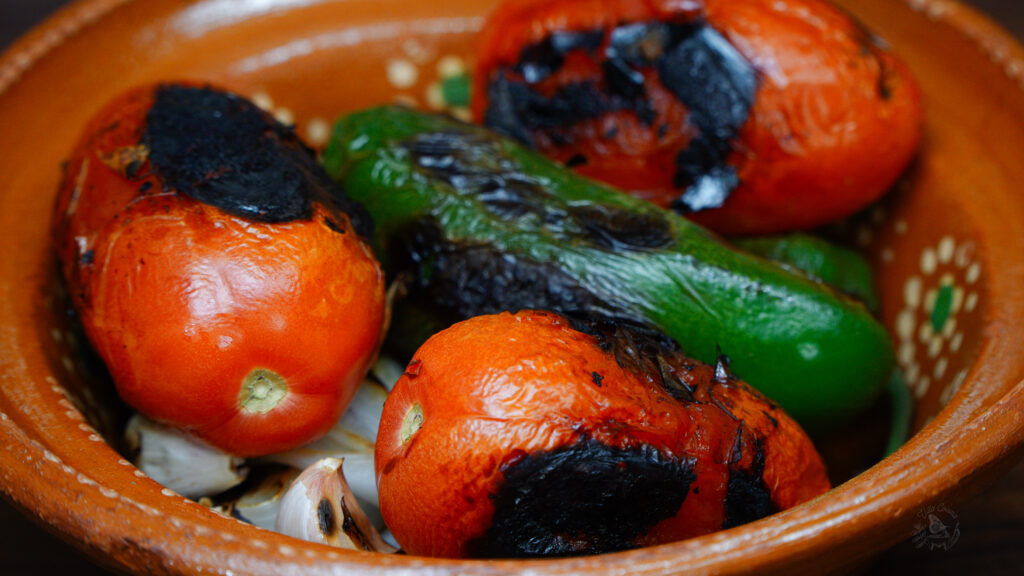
[400,403,424,445]
[240,368,288,414]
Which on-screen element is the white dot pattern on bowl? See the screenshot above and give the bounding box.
[305,118,331,148]
[0,418,249,545]
[386,59,418,89]
[893,234,981,403]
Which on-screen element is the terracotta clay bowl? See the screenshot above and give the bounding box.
[1,0,1023,574]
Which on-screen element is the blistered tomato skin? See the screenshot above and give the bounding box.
[375,311,829,558]
[54,84,386,457]
[474,0,924,235]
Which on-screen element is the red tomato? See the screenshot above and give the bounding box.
[53,84,386,457]
[375,311,829,558]
[473,0,923,235]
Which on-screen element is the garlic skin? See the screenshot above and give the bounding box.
[276,457,396,553]
[368,356,404,392]
[266,371,389,512]
[268,379,386,471]
[125,414,247,499]
[230,468,300,530]
[264,357,401,531]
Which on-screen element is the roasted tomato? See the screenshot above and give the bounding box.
[375,311,829,558]
[473,0,923,235]
[53,84,386,457]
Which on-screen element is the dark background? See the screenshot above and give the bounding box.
[1,1,1022,574]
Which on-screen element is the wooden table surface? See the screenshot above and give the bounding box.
[2,0,1022,574]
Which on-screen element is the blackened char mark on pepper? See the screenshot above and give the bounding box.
[397,220,624,328]
[723,434,775,528]
[468,438,696,558]
[568,203,676,251]
[403,130,674,251]
[143,84,373,238]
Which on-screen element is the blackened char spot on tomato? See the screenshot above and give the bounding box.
[866,39,897,102]
[714,350,733,382]
[483,19,757,212]
[486,48,658,142]
[671,163,740,213]
[125,160,144,180]
[591,371,604,387]
[486,72,615,146]
[403,129,673,251]
[570,317,700,403]
[483,73,538,146]
[728,423,745,465]
[469,438,695,558]
[656,354,696,402]
[324,217,346,234]
[566,154,588,167]
[602,57,646,101]
[516,29,605,84]
[657,22,756,143]
[142,84,373,238]
[655,22,757,212]
[833,4,895,101]
[723,435,775,528]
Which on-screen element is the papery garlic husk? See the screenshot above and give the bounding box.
[368,356,404,392]
[230,467,301,530]
[268,376,387,472]
[125,414,247,499]
[380,529,400,550]
[275,457,396,553]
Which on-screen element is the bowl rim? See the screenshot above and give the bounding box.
[1,0,1023,574]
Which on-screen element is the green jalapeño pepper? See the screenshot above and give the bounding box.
[732,233,881,314]
[322,106,895,429]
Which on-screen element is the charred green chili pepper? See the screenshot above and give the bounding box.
[732,233,880,313]
[322,106,895,429]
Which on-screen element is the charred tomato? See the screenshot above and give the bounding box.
[53,84,386,457]
[474,0,923,235]
[375,311,829,558]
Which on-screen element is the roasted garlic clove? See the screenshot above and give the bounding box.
[125,414,247,499]
[229,467,300,530]
[275,457,396,553]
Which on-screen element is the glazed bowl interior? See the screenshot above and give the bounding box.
[1,0,1023,574]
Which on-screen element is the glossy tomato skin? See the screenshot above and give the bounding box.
[375,311,829,558]
[54,84,386,457]
[474,0,923,235]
